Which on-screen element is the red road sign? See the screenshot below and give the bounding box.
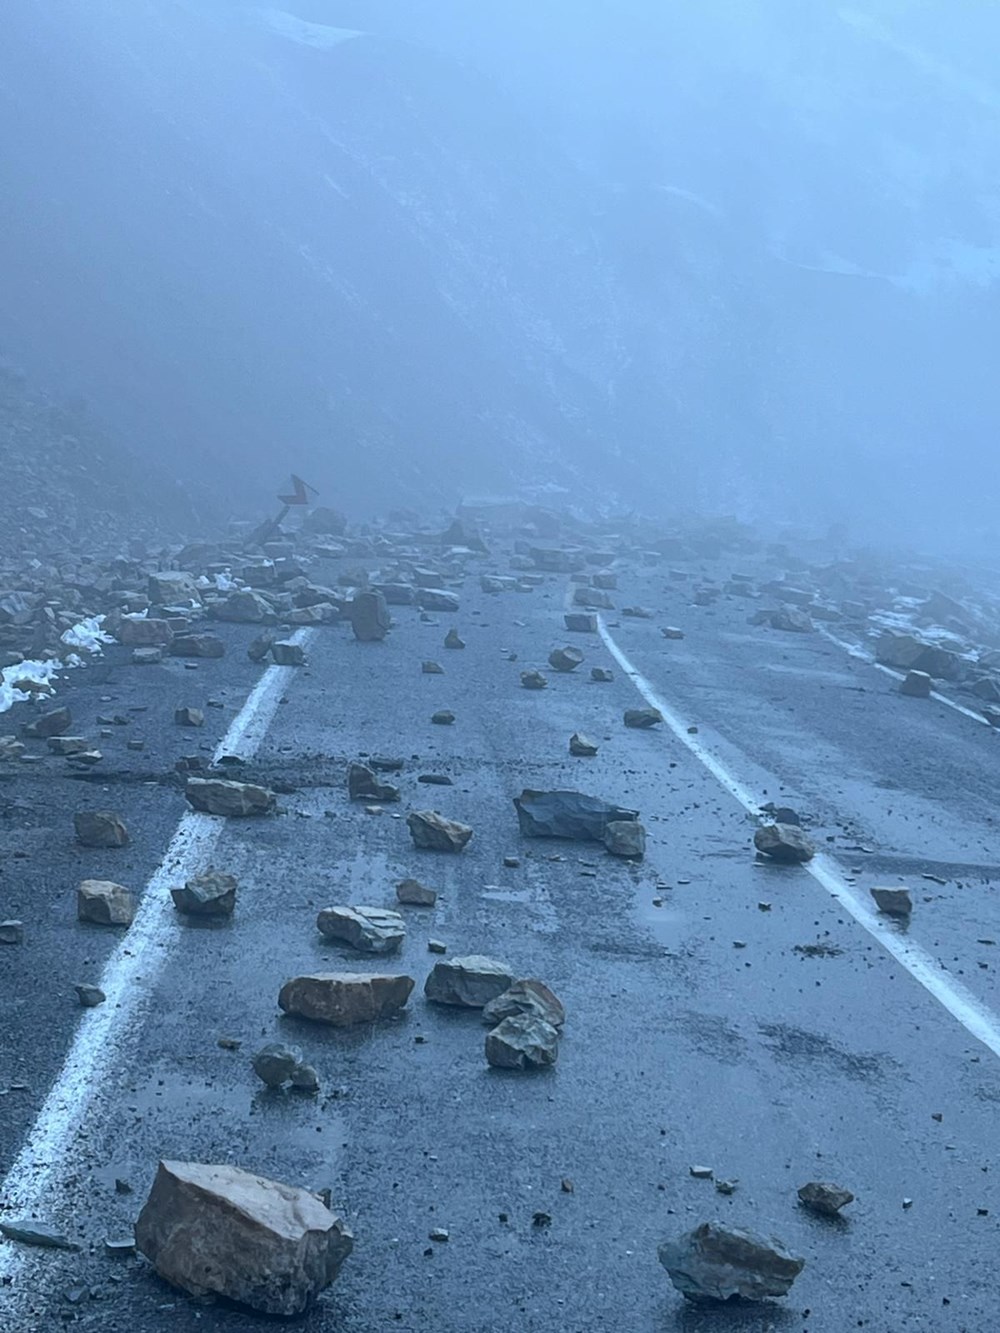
[278,474,318,506]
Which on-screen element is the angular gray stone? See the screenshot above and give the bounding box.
[135,1160,353,1316]
[396,878,438,906]
[252,1042,304,1089]
[347,763,400,803]
[416,589,460,612]
[768,608,813,633]
[117,617,174,647]
[444,628,465,649]
[422,660,444,674]
[425,955,516,1008]
[271,641,305,666]
[870,886,912,918]
[624,708,663,729]
[74,984,106,1007]
[604,819,646,859]
[247,632,274,662]
[876,632,962,681]
[349,591,390,642]
[658,1221,805,1302]
[520,670,548,690]
[482,979,565,1029]
[23,706,72,739]
[900,670,932,698]
[407,810,473,852]
[149,571,201,604]
[797,1181,854,1216]
[485,1015,560,1069]
[278,972,414,1026]
[77,880,135,926]
[661,626,685,640]
[590,667,613,682]
[47,736,92,755]
[185,778,275,817]
[171,870,238,917]
[431,709,456,725]
[316,905,406,954]
[564,612,597,633]
[132,647,163,665]
[569,733,599,757]
[214,590,275,623]
[753,823,815,864]
[171,634,225,659]
[0,920,24,944]
[74,810,129,847]
[514,789,639,842]
[175,707,204,728]
[0,1220,80,1251]
[573,587,613,610]
[548,646,584,672]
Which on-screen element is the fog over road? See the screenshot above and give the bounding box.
[2,530,1000,1331]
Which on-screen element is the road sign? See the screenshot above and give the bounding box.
[278,474,318,506]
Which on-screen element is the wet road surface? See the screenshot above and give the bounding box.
[2,552,1000,1331]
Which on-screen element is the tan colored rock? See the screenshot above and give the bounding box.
[77,880,135,926]
[278,972,414,1026]
[185,778,275,817]
[74,810,129,847]
[407,810,473,852]
[135,1160,352,1316]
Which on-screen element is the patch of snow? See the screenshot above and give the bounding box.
[257,9,364,49]
[0,657,63,715]
[61,616,113,654]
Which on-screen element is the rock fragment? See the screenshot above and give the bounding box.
[900,670,932,698]
[271,641,305,666]
[591,667,613,682]
[396,879,438,906]
[349,590,390,642]
[485,1015,559,1069]
[425,955,516,1008]
[797,1181,854,1217]
[444,628,465,649]
[251,1043,305,1089]
[564,613,597,633]
[548,646,584,673]
[0,920,24,944]
[348,763,400,803]
[74,984,106,1007]
[0,1220,80,1251]
[171,870,238,917]
[661,626,685,640]
[316,905,406,954]
[569,733,599,757]
[407,810,473,852]
[624,708,663,729]
[185,778,275,817]
[171,634,225,659]
[135,1160,353,1316]
[520,670,548,690]
[658,1221,805,1302]
[753,824,815,863]
[278,972,414,1026]
[514,789,639,841]
[422,660,444,674]
[77,880,135,926]
[74,810,129,847]
[247,632,274,663]
[604,820,647,859]
[174,707,204,728]
[870,886,912,918]
[431,709,456,725]
[24,706,72,739]
[132,647,163,665]
[482,979,565,1029]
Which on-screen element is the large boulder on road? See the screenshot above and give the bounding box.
[753,823,815,863]
[407,810,473,852]
[185,778,275,817]
[316,905,406,954]
[425,955,515,1007]
[135,1160,353,1316]
[658,1221,804,1302]
[514,790,639,842]
[278,972,414,1026]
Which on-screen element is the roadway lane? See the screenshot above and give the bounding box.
[3,551,1000,1331]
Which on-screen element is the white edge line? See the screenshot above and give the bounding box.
[598,617,1000,1061]
[0,628,315,1229]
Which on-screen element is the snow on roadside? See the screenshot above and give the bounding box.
[0,616,113,716]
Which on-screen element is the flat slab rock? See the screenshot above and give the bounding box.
[135,1160,353,1317]
[658,1221,805,1302]
[185,778,275,817]
[425,955,516,1008]
[316,905,406,954]
[485,1015,560,1070]
[514,789,639,842]
[753,823,815,863]
[278,972,414,1026]
[407,810,473,852]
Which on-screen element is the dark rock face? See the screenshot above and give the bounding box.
[870,886,912,918]
[900,670,932,698]
[876,632,963,681]
[514,790,639,841]
[185,778,275,817]
[170,870,238,917]
[624,708,663,729]
[548,646,584,672]
[425,956,516,1008]
[753,823,815,863]
[657,1221,805,1302]
[23,706,72,738]
[349,591,391,642]
[74,810,129,847]
[797,1181,854,1216]
[485,1015,559,1069]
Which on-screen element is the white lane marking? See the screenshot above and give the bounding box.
[598,618,1000,1060]
[816,626,991,727]
[0,629,314,1236]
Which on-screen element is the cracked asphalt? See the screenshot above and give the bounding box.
[3,548,1000,1331]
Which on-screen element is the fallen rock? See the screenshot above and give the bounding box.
[573,587,613,610]
[132,646,163,666]
[186,778,275,817]
[175,707,204,728]
[349,590,390,642]
[900,670,932,698]
[74,810,129,847]
[520,670,548,690]
[396,879,438,906]
[171,870,238,917]
[425,955,516,1007]
[23,706,72,739]
[428,938,447,954]
[251,1043,304,1089]
[876,632,962,681]
[797,1181,854,1217]
[485,1015,559,1069]
[548,646,584,672]
[661,626,685,640]
[514,789,639,841]
[347,763,400,803]
[482,979,565,1029]
[0,1220,80,1251]
[569,733,599,757]
[422,660,444,674]
[214,590,275,623]
[431,709,456,726]
[591,667,613,682]
[316,905,406,954]
[444,628,465,649]
[271,641,305,666]
[78,879,135,926]
[870,886,912,918]
[407,810,473,852]
[768,608,814,633]
[0,920,24,944]
[753,824,815,863]
[247,632,274,663]
[564,613,597,633]
[117,617,174,647]
[624,708,663,729]
[657,1221,805,1303]
[74,984,106,1007]
[278,972,414,1026]
[604,820,647,858]
[47,736,93,756]
[171,634,225,659]
[416,589,460,613]
[135,1160,353,1316]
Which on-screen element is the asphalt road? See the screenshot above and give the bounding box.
[3,547,1000,1332]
